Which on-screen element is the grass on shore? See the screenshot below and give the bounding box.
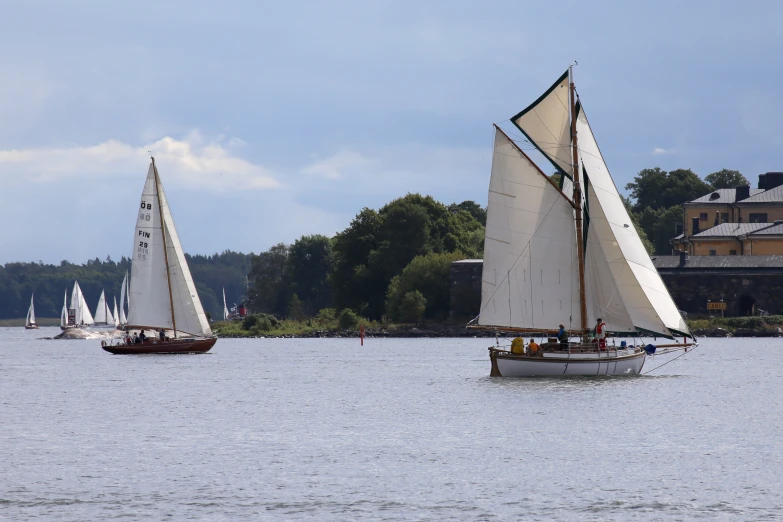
[687,315,783,332]
[211,316,383,337]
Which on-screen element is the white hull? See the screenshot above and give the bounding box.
[490,348,646,377]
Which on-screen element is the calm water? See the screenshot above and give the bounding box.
[1,329,781,520]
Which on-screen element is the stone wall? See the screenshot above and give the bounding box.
[658,272,783,316]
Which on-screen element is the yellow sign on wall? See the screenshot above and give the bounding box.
[707,302,727,311]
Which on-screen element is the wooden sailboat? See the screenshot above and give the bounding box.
[471,67,694,377]
[103,158,216,354]
[25,294,39,329]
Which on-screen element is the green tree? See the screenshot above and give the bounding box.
[636,206,683,255]
[338,308,359,330]
[385,251,465,321]
[398,291,427,324]
[247,243,290,316]
[704,169,749,189]
[448,201,487,226]
[288,293,305,320]
[331,194,484,319]
[287,235,332,315]
[625,168,712,211]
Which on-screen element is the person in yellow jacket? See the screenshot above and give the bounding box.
[511,337,525,354]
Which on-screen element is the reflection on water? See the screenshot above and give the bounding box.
[0,332,780,520]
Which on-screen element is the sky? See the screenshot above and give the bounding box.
[2,0,783,264]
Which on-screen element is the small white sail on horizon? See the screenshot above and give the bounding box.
[126,161,212,338]
[94,290,110,325]
[113,296,120,327]
[60,289,68,328]
[26,294,37,327]
[223,288,229,321]
[118,271,128,325]
[69,281,95,326]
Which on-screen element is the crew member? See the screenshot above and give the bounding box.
[510,337,525,354]
[528,338,540,355]
[595,318,607,350]
[557,324,568,348]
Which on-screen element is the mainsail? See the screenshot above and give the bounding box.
[127,161,212,338]
[478,128,580,330]
[488,69,691,339]
[26,294,36,326]
[70,281,95,326]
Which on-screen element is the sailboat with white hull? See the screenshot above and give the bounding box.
[103,158,216,354]
[25,293,39,329]
[470,67,695,377]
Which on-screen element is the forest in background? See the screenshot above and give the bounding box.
[1,168,749,323]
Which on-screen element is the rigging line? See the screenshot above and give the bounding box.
[642,345,697,375]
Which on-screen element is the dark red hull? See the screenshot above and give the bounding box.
[102,337,217,354]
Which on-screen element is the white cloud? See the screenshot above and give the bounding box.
[652,147,675,155]
[0,131,280,192]
[301,150,375,180]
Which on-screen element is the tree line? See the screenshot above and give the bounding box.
[0,251,251,321]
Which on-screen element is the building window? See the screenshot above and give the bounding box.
[721,213,729,223]
[699,212,708,220]
[749,213,768,223]
[709,250,717,256]
[730,249,737,255]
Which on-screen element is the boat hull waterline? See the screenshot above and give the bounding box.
[102,337,216,355]
[489,348,646,377]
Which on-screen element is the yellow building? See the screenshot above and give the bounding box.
[674,174,783,255]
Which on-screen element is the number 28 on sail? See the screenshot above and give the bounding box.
[102,158,217,354]
[469,67,694,377]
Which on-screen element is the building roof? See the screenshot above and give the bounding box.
[748,222,783,235]
[687,188,763,204]
[451,259,483,264]
[653,255,783,270]
[738,183,783,203]
[689,223,770,238]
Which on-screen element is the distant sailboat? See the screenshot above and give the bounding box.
[103,158,216,354]
[60,289,70,330]
[25,294,39,329]
[223,288,229,321]
[67,281,94,328]
[118,271,128,326]
[471,67,694,377]
[93,290,114,326]
[112,296,120,328]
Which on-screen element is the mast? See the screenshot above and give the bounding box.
[569,65,588,335]
[151,157,178,338]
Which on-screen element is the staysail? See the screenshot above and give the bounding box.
[576,107,690,337]
[478,127,581,330]
[223,288,229,321]
[69,281,94,326]
[127,161,212,337]
[26,294,36,326]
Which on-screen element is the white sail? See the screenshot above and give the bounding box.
[113,296,120,327]
[127,161,212,337]
[61,289,68,328]
[576,108,690,337]
[511,71,573,179]
[26,294,36,326]
[158,172,212,337]
[478,128,581,330]
[94,290,108,324]
[118,271,128,325]
[80,287,94,325]
[223,288,229,321]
